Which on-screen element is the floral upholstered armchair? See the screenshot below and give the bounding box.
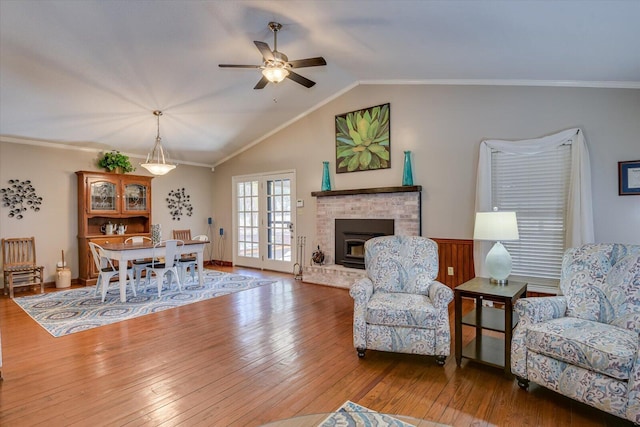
[511,244,640,423]
[349,236,454,365]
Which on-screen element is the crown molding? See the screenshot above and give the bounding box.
[359,79,640,89]
[0,135,215,169]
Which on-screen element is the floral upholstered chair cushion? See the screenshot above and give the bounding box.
[349,236,453,365]
[561,244,640,322]
[511,243,640,423]
[366,235,439,294]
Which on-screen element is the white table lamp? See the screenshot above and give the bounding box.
[474,211,519,284]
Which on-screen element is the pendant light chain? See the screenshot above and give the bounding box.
[155,110,162,142]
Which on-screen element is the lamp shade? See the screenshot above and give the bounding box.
[474,211,519,284]
[473,211,519,241]
[140,110,176,176]
[262,66,289,83]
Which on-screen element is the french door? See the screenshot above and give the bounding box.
[232,171,296,273]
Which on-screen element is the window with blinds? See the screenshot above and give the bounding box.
[491,144,571,280]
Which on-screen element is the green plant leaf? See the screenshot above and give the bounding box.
[368,144,386,154]
[336,116,350,136]
[369,154,381,169]
[359,149,371,168]
[349,129,363,145]
[347,153,361,171]
[337,146,354,158]
[376,149,390,161]
[336,137,356,146]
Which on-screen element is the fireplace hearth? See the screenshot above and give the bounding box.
[335,219,394,269]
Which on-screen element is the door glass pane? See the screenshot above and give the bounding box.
[236,180,259,259]
[265,178,291,262]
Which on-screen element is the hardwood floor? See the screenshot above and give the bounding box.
[0,267,631,426]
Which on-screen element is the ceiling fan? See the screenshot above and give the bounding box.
[219,22,327,89]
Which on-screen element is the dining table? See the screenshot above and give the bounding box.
[100,239,209,302]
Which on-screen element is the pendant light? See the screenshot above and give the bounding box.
[140,110,176,175]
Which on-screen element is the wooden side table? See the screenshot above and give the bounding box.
[454,277,527,377]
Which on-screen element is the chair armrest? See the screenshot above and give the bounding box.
[428,281,454,309]
[349,277,374,304]
[514,296,567,325]
[350,277,374,351]
[511,296,567,379]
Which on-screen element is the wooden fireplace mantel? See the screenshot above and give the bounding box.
[311,185,421,197]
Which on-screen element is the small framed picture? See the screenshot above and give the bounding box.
[618,160,640,195]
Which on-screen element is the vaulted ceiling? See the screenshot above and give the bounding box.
[1,1,639,168]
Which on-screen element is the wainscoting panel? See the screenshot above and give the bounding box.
[431,238,475,289]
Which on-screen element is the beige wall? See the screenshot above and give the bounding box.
[1,84,638,273]
[212,84,640,262]
[0,140,214,282]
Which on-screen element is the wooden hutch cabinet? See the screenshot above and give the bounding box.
[76,171,153,285]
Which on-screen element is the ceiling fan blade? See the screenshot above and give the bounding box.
[254,76,269,90]
[286,70,316,88]
[287,57,327,68]
[254,41,274,62]
[219,64,261,68]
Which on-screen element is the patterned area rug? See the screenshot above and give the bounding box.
[13,270,274,337]
[318,401,416,426]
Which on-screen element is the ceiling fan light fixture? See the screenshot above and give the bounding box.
[140,110,176,176]
[262,66,289,83]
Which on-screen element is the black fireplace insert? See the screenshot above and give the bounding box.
[335,218,394,269]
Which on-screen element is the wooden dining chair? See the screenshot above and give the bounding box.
[172,229,191,241]
[1,237,44,298]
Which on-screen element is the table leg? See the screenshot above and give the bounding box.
[475,296,483,353]
[455,291,462,367]
[504,298,513,377]
[118,258,128,303]
[196,249,204,286]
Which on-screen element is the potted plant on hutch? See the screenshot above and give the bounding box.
[98,150,135,174]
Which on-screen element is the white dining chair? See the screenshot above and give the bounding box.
[124,236,155,291]
[88,242,135,303]
[177,234,208,283]
[144,239,183,297]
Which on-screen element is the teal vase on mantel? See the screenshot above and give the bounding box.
[321,161,332,191]
[402,150,414,186]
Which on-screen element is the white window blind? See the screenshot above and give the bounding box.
[491,144,571,280]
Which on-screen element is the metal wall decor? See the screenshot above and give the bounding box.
[166,188,193,220]
[1,179,43,219]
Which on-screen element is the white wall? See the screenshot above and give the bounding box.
[0,140,215,282]
[211,84,640,262]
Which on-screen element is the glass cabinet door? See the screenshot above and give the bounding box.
[123,183,148,212]
[88,179,117,212]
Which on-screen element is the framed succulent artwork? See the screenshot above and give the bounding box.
[335,103,390,173]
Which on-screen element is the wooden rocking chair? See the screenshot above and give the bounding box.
[2,237,44,298]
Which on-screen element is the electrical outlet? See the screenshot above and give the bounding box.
[447,267,454,276]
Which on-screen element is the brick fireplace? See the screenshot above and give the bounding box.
[304,186,422,288]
